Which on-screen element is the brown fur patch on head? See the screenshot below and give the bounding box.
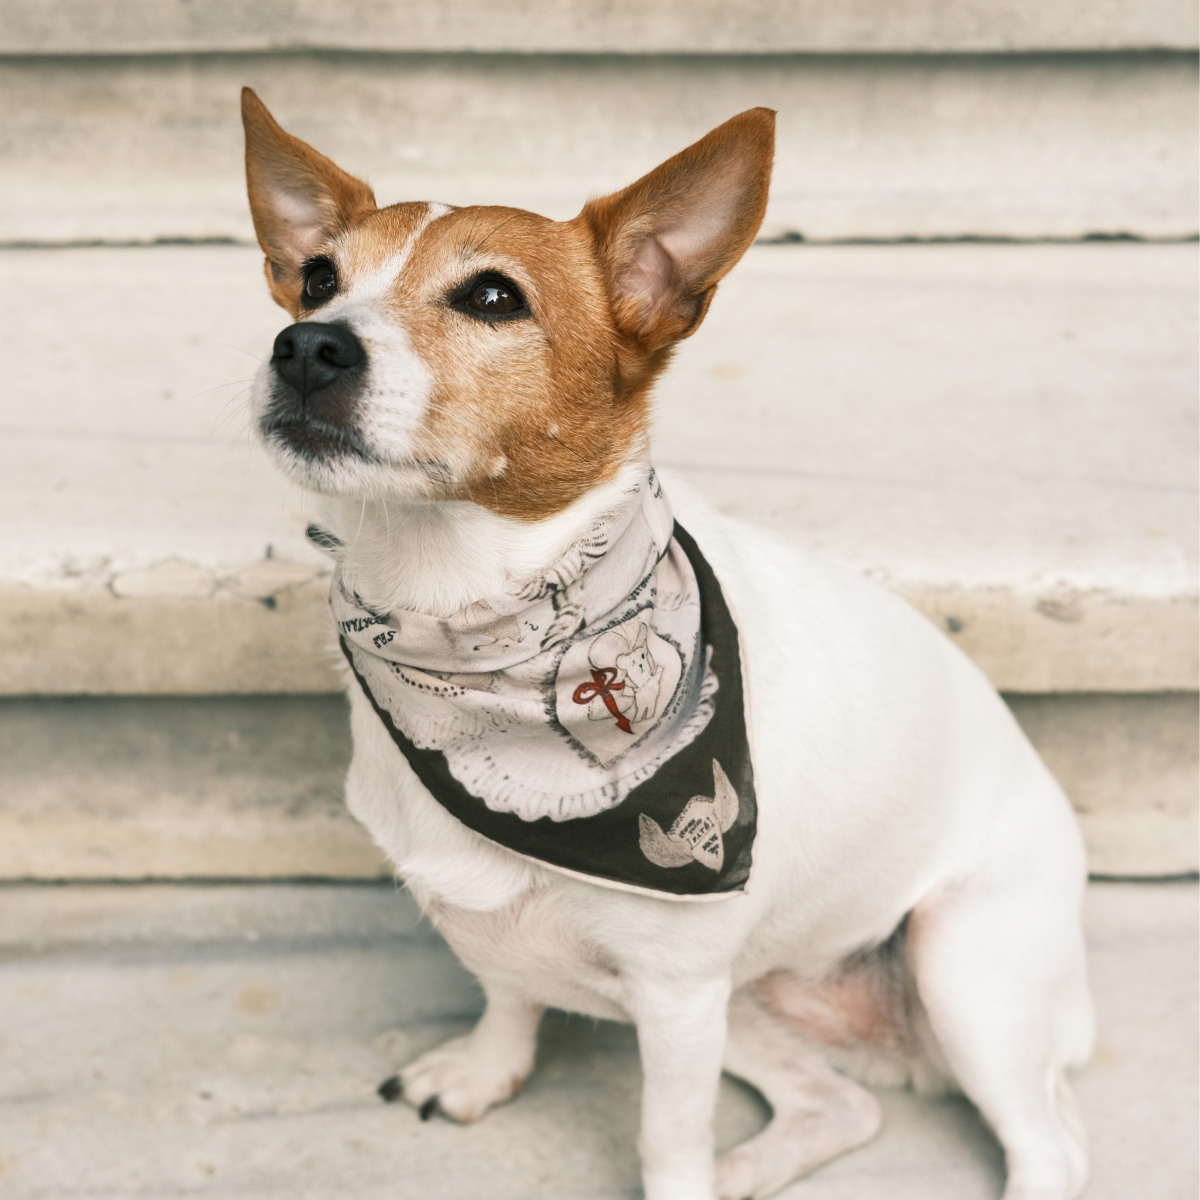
[332,203,643,520]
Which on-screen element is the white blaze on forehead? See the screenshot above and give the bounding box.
[328,200,453,307]
[302,200,455,470]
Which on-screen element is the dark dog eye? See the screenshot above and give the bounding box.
[453,274,529,322]
[468,280,522,314]
[303,261,338,305]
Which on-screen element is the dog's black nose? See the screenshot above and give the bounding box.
[272,322,364,400]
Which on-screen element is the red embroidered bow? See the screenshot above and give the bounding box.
[572,667,634,733]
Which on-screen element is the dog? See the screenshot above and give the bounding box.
[240,87,1094,1200]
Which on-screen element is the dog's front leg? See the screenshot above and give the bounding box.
[632,973,731,1200]
[394,983,544,1123]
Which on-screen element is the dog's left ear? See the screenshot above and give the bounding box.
[579,108,774,355]
[241,87,377,311]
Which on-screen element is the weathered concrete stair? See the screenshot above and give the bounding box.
[2,0,1196,244]
[0,1,1196,882]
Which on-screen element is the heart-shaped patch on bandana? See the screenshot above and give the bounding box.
[554,616,684,767]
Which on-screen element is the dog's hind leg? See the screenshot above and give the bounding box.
[907,826,1094,1200]
[715,988,882,1200]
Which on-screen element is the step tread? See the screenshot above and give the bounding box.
[3,0,1196,54]
[1,242,1195,694]
[0,880,1193,1199]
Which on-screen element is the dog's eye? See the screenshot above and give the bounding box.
[304,263,338,305]
[467,280,522,315]
[453,274,529,322]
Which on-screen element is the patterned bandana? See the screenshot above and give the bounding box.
[334,471,757,899]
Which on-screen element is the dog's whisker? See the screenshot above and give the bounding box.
[546,429,591,463]
[210,341,267,364]
[473,212,520,254]
[352,495,368,551]
[187,377,256,404]
[212,388,256,436]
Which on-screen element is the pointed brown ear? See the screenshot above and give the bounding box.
[579,108,774,354]
[241,87,377,311]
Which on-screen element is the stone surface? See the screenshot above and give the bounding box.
[2,0,1196,53]
[0,880,1192,1198]
[0,582,343,696]
[1,693,1193,881]
[2,53,1196,244]
[1006,693,1200,877]
[0,696,385,881]
[1,242,1194,695]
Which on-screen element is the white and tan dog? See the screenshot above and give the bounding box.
[241,88,1094,1200]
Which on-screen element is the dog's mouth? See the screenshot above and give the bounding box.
[261,412,377,463]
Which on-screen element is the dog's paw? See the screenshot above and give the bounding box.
[714,1146,757,1200]
[385,1034,530,1124]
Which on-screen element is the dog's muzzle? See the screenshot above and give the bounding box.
[263,321,371,460]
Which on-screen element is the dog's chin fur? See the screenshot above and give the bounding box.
[250,357,446,500]
[241,87,1095,1200]
[313,453,650,618]
[258,434,446,501]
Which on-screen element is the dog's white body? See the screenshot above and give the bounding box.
[317,464,1093,1200]
[241,92,1094,1200]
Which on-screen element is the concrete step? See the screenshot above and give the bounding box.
[5,0,1196,54]
[2,51,1196,243]
[0,697,383,882]
[2,242,1194,695]
[0,880,1193,1198]
[0,691,1195,881]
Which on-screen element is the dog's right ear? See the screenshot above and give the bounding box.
[241,87,377,312]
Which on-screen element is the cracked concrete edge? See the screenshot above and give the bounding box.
[893,582,1200,693]
[0,574,344,696]
[1,570,1195,695]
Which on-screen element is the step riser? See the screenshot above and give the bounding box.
[3,53,1196,243]
[0,694,1194,879]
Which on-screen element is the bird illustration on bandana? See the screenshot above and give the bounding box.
[639,759,740,872]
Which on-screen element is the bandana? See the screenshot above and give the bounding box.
[334,471,757,899]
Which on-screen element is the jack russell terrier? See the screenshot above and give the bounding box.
[240,87,1094,1200]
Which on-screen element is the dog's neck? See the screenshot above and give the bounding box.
[318,452,652,617]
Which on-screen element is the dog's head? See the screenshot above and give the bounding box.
[242,88,773,521]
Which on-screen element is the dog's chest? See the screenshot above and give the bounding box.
[426,890,636,1022]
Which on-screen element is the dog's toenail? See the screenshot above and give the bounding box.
[419,1097,438,1121]
[377,1075,402,1103]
